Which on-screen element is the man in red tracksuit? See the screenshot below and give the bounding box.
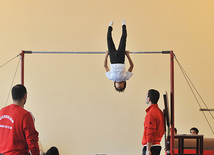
[0,84,39,155]
[142,89,165,155]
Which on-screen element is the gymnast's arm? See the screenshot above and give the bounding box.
[104,51,110,72]
[125,50,134,72]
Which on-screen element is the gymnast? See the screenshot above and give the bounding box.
[104,20,134,92]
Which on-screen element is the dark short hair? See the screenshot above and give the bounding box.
[12,84,27,101]
[190,127,199,134]
[148,89,160,104]
[114,81,126,93]
[46,146,59,155]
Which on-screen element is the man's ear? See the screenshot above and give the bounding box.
[24,94,27,100]
[148,97,151,102]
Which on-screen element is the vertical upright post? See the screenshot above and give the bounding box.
[170,50,175,155]
[20,50,24,85]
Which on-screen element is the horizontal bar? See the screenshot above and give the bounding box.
[200,108,214,111]
[23,51,171,54]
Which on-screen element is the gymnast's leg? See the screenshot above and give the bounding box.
[118,20,127,52]
[107,21,118,64]
[107,21,116,52]
[116,20,127,63]
[107,29,116,52]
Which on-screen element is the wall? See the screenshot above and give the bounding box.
[0,0,214,155]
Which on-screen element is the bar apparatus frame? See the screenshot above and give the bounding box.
[19,50,176,155]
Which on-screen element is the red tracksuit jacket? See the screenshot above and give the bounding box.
[0,104,39,155]
[142,104,165,146]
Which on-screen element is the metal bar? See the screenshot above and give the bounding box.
[23,51,171,54]
[200,108,214,111]
[20,51,24,85]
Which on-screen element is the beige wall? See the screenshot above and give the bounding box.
[0,0,214,155]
